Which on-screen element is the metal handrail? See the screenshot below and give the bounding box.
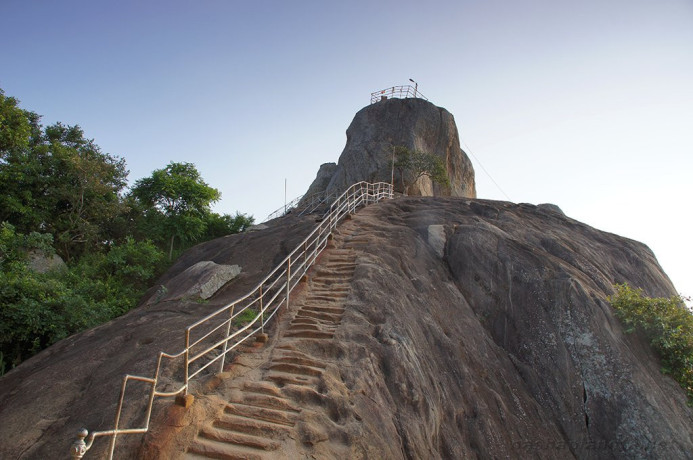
[370,85,428,104]
[70,181,393,459]
[298,191,339,217]
[264,189,341,222]
[264,194,305,222]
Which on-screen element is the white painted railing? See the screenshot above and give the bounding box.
[263,189,340,222]
[70,181,393,459]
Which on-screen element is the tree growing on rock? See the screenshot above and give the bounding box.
[130,162,221,260]
[390,145,450,195]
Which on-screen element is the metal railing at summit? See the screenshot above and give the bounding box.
[370,84,428,104]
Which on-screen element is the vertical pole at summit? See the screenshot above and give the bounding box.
[409,78,418,97]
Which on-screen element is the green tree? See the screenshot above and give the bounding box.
[0,89,35,155]
[201,211,255,241]
[130,162,221,259]
[40,123,129,259]
[390,145,450,195]
[0,115,129,260]
[609,284,693,405]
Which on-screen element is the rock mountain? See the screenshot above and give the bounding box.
[302,98,476,201]
[0,99,691,459]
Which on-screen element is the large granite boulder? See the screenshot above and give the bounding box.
[304,98,476,198]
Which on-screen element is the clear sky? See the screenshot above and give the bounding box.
[1,0,691,297]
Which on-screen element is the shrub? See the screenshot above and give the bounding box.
[609,283,693,404]
[0,226,166,374]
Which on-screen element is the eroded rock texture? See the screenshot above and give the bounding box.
[304,98,476,199]
[1,197,691,459]
[323,197,692,459]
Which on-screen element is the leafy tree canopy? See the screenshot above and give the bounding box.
[0,114,129,260]
[131,161,220,215]
[130,162,223,259]
[0,89,37,154]
[390,145,449,195]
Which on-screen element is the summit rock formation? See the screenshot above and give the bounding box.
[302,98,476,201]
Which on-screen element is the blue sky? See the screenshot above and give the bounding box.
[1,0,691,297]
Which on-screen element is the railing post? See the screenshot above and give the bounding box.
[259,286,264,333]
[286,257,291,309]
[70,429,89,459]
[108,377,128,459]
[219,305,235,373]
[184,330,190,395]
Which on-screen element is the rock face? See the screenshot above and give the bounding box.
[300,162,338,202]
[1,197,692,459]
[303,98,476,199]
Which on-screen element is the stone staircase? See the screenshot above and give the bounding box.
[184,245,358,460]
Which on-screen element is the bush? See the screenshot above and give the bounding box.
[0,225,166,374]
[609,284,693,404]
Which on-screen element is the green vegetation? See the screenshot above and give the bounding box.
[390,145,450,195]
[233,307,259,327]
[0,88,254,374]
[131,162,220,260]
[609,284,693,404]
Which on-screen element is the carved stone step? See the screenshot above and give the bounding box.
[272,354,327,369]
[283,329,334,339]
[186,435,267,460]
[310,279,352,286]
[228,393,300,413]
[224,402,297,427]
[300,305,345,315]
[303,293,348,302]
[308,287,350,295]
[313,265,355,273]
[269,362,323,377]
[289,317,319,326]
[287,323,334,332]
[266,371,318,387]
[320,256,356,263]
[312,271,352,278]
[301,300,346,309]
[293,310,341,322]
[214,413,292,438]
[201,424,281,450]
[241,382,283,398]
